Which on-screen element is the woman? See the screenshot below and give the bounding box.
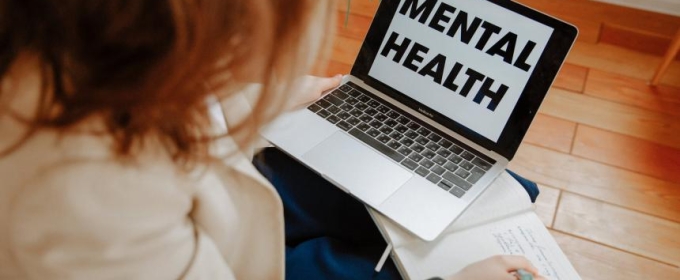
[0,0,543,279]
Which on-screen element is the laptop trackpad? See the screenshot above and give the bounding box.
[302,131,413,206]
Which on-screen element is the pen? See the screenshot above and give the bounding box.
[374,243,393,272]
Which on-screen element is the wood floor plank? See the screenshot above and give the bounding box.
[508,144,680,223]
[600,23,679,59]
[535,184,560,228]
[516,0,680,38]
[551,230,680,280]
[522,114,576,154]
[554,192,680,266]
[584,69,680,117]
[572,125,680,184]
[566,41,680,88]
[540,87,680,150]
[553,63,589,93]
[556,15,601,44]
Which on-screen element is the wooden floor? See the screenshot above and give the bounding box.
[322,0,680,279]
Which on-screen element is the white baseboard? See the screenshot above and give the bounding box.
[592,0,680,17]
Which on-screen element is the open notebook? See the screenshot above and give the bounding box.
[368,172,581,280]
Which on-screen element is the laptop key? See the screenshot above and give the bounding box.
[427,133,442,142]
[448,154,463,164]
[437,181,452,191]
[368,100,381,108]
[367,128,381,137]
[406,122,421,131]
[384,119,398,128]
[443,171,473,190]
[347,117,360,126]
[327,106,341,114]
[411,144,425,153]
[355,103,369,111]
[420,159,434,169]
[400,138,414,146]
[345,97,359,106]
[471,158,493,171]
[377,105,390,113]
[307,104,322,113]
[397,146,412,157]
[438,180,453,191]
[416,127,431,136]
[439,139,452,149]
[432,155,447,166]
[450,186,466,198]
[339,103,353,112]
[327,115,340,124]
[377,135,391,144]
[401,158,418,170]
[316,99,332,108]
[415,166,429,177]
[336,121,351,131]
[337,112,351,120]
[455,168,470,179]
[387,111,400,119]
[431,165,446,176]
[387,140,401,150]
[389,132,403,141]
[347,89,361,97]
[443,161,458,172]
[364,108,378,116]
[357,123,370,131]
[405,130,418,139]
[349,128,405,163]
[421,149,436,159]
[415,136,429,146]
[379,126,393,135]
[460,161,474,171]
[349,109,363,117]
[338,84,352,92]
[451,145,464,155]
[425,142,440,151]
[395,125,409,134]
[369,120,382,129]
[357,95,370,103]
[426,173,441,184]
[332,90,349,100]
[323,95,344,106]
[408,153,423,163]
[359,114,372,123]
[374,114,388,122]
[436,149,452,158]
[317,109,331,118]
[396,116,410,125]
[460,151,475,161]
[467,167,485,184]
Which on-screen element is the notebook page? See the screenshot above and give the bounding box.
[396,212,581,280]
[370,171,533,248]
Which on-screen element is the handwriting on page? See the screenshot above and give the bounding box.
[493,226,562,279]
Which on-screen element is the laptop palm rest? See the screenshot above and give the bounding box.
[302,131,412,206]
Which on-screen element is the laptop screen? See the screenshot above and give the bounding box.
[352,0,577,159]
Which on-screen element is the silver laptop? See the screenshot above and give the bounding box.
[262,0,577,241]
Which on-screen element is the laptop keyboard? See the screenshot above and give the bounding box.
[307,82,496,198]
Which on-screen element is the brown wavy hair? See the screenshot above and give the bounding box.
[0,0,335,164]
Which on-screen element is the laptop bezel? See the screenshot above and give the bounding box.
[350,0,578,160]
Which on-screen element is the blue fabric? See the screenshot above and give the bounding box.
[252,148,539,280]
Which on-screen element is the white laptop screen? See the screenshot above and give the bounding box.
[351,0,577,160]
[367,0,553,142]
